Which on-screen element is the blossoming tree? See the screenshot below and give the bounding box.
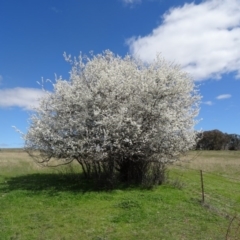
[24,50,200,186]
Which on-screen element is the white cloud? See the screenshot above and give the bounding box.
[122,0,141,5]
[203,101,213,105]
[50,7,61,13]
[0,88,46,110]
[216,94,232,100]
[127,0,240,81]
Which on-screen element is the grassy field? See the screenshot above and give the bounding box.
[0,149,240,239]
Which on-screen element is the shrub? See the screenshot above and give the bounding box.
[24,50,200,186]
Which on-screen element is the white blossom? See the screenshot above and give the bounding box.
[24,50,201,183]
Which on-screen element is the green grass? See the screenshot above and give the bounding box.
[0,150,240,239]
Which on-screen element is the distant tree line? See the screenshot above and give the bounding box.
[196,130,240,150]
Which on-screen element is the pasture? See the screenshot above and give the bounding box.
[0,149,240,239]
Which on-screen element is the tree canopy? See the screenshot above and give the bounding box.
[196,130,240,150]
[24,51,201,186]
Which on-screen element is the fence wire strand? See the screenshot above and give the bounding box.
[169,164,240,221]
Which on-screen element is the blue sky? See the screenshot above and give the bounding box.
[1,0,240,148]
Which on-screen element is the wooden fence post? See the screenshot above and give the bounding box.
[200,170,204,203]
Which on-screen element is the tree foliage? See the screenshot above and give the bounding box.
[196,130,240,150]
[24,51,200,186]
[196,129,228,150]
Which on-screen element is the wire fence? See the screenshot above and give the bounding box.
[169,163,240,239]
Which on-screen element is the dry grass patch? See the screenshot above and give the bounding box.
[178,150,240,179]
[0,149,52,177]
[0,150,31,164]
